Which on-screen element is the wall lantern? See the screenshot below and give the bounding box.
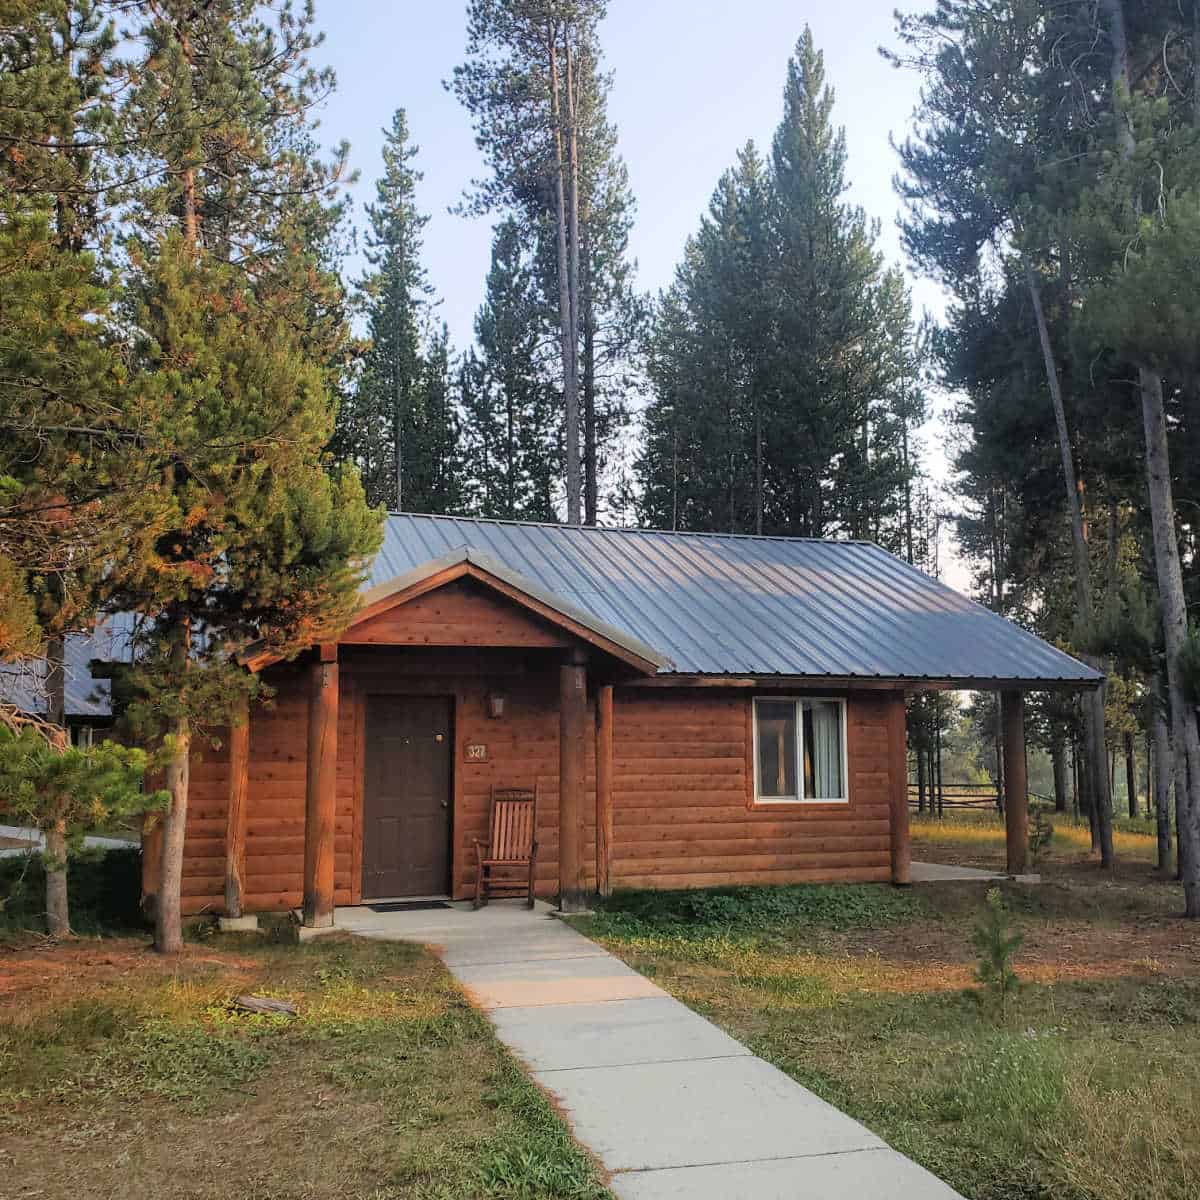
[487,692,506,720]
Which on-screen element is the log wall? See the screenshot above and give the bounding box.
[609,690,895,890]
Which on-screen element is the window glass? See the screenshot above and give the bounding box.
[802,700,844,799]
[755,700,797,799]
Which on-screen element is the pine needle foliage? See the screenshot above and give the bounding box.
[637,27,923,544]
[971,887,1023,1017]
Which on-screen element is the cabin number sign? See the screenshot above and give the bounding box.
[465,743,488,762]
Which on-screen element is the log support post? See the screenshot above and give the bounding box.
[303,644,339,928]
[559,647,588,912]
[1002,690,1029,876]
[595,684,614,899]
[221,694,251,926]
[889,693,911,886]
[140,810,163,921]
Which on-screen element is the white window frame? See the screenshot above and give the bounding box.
[752,696,850,805]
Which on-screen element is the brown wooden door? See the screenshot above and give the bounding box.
[362,697,452,899]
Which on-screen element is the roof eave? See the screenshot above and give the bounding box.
[632,671,1103,692]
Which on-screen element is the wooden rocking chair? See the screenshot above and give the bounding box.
[473,784,538,909]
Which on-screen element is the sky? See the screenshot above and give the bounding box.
[313,0,960,577]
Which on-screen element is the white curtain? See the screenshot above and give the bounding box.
[808,701,843,799]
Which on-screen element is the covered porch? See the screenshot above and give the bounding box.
[219,548,666,929]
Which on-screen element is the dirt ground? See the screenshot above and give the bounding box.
[825,886,1200,994]
[0,938,262,1001]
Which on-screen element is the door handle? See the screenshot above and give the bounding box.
[440,800,448,809]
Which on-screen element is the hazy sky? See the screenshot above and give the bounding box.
[314,1,958,572]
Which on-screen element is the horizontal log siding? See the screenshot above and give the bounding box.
[180,733,229,915]
[341,578,570,649]
[609,690,893,890]
[447,671,595,900]
[181,663,358,916]
[179,654,896,912]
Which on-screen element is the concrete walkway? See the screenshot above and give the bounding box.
[338,901,962,1199]
[911,860,1040,884]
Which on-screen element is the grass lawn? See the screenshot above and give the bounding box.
[0,929,612,1200]
[571,826,1200,1200]
[911,808,1164,880]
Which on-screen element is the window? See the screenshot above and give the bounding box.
[753,698,848,804]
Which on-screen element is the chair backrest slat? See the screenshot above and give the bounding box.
[489,785,537,862]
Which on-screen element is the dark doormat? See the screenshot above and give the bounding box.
[366,900,453,913]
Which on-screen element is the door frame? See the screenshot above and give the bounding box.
[357,691,456,901]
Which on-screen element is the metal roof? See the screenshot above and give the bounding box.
[371,513,1102,686]
[0,613,135,719]
[2,515,1100,717]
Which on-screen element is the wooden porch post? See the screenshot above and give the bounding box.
[888,693,911,885]
[222,695,250,919]
[595,684,614,899]
[1001,690,1029,876]
[303,644,339,928]
[140,810,163,920]
[559,648,588,912]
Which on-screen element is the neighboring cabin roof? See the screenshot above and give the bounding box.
[0,612,135,720]
[372,512,1102,687]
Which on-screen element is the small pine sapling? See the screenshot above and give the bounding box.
[971,887,1023,1017]
[1028,808,1055,868]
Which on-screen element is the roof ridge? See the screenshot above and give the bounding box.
[385,510,879,547]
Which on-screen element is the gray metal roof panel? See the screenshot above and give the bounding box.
[8,515,1099,717]
[370,513,1101,684]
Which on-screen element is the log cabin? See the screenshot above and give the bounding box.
[137,513,1101,926]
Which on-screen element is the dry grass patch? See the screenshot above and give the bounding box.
[0,933,611,1200]
[911,811,1161,871]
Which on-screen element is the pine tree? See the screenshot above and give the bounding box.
[767,29,897,539]
[416,323,464,515]
[638,28,920,544]
[336,109,458,514]
[452,0,635,524]
[893,0,1117,867]
[0,1,170,932]
[465,220,558,521]
[553,40,642,524]
[116,0,381,953]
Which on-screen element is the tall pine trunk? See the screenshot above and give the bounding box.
[1139,370,1200,914]
[394,385,404,512]
[44,633,69,936]
[1151,682,1173,872]
[754,395,763,535]
[917,738,927,813]
[155,139,200,954]
[1100,0,1199,913]
[581,228,598,525]
[1022,256,1112,864]
[1124,730,1138,819]
[549,32,581,524]
[1051,738,1068,814]
[155,617,191,954]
